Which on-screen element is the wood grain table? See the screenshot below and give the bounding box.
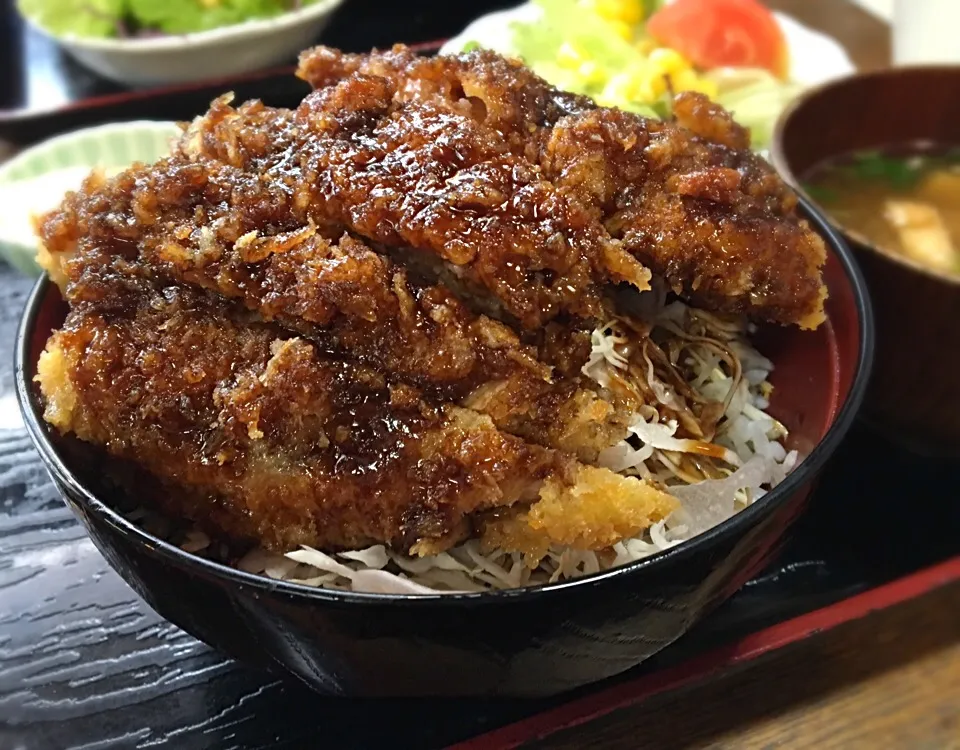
[514,582,960,750]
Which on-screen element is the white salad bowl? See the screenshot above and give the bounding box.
[24,0,345,87]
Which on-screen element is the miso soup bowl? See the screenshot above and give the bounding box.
[16,199,873,697]
[772,67,960,457]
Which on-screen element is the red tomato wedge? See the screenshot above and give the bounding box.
[647,0,789,79]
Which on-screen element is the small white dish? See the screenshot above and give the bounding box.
[23,0,344,87]
[441,3,856,87]
[0,120,181,276]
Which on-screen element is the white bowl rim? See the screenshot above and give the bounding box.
[23,0,343,53]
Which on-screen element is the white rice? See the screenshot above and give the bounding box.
[145,300,798,596]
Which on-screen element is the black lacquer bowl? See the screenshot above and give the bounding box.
[16,199,873,698]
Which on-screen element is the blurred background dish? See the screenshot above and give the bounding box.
[892,0,960,66]
[0,120,180,274]
[441,0,855,150]
[16,0,344,86]
[772,66,960,458]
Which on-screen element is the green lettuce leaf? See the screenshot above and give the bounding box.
[126,0,287,35]
[511,0,641,71]
[18,0,124,38]
[20,0,312,38]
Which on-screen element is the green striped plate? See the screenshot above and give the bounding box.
[0,121,181,276]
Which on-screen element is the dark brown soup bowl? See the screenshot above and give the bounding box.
[772,67,960,457]
[16,198,872,698]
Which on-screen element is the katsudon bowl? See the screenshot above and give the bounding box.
[16,197,872,698]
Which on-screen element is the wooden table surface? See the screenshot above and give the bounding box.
[531,583,960,749]
[531,3,960,748]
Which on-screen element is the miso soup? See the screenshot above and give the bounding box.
[803,144,960,275]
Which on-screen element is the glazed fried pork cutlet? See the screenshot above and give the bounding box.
[297,46,827,328]
[541,100,827,328]
[36,280,676,556]
[39,156,635,461]
[35,44,824,585]
[288,85,649,328]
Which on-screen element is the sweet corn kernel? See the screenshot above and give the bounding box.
[685,78,719,99]
[669,69,719,99]
[577,60,607,86]
[669,68,699,91]
[607,19,634,42]
[649,47,691,76]
[634,74,666,102]
[600,72,633,105]
[634,37,657,56]
[556,41,585,69]
[602,67,667,105]
[580,0,644,25]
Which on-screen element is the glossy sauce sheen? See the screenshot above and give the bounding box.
[44,279,565,553]
[291,47,827,327]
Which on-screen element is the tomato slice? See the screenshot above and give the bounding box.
[647,0,789,78]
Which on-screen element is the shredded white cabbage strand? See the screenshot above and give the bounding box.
[581,324,629,387]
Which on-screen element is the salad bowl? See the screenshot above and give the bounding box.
[20,0,345,86]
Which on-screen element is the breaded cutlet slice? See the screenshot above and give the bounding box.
[297,45,827,329]
[37,283,677,556]
[174,84,651,330]
[37,159,634,462]
[482,465,679,566]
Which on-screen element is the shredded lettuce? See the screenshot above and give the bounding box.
[507,0,668,117]
[127,0,292,35]
[18,0,123,37]
[706,68,802,149]
[512,0,641,72]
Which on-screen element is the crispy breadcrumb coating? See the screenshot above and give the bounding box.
[35,283,566,553]
[297,45,827,328]
[37,281,676,556]
[37,156,634,461]
[481,465,678,565]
